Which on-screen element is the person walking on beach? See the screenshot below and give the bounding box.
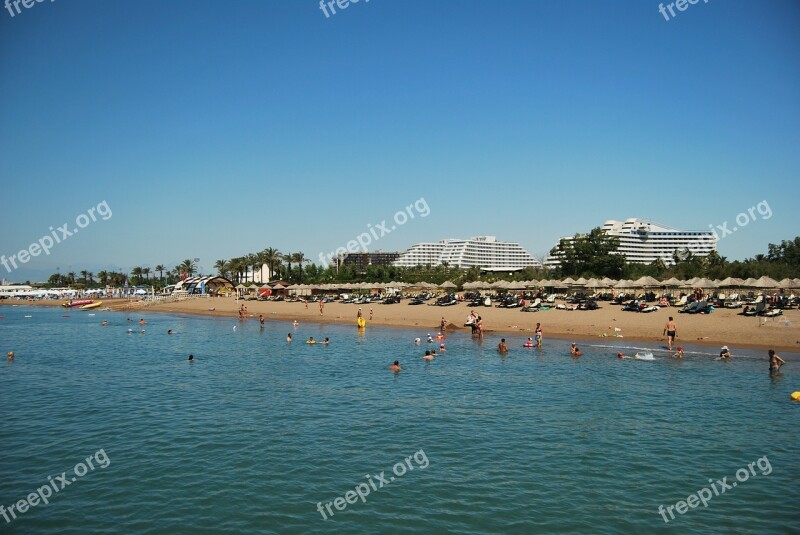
[440,317,447,332]
[768,349,785,373]
[369,308,373,321]
[319,299,324,315]
[664,317,677,350]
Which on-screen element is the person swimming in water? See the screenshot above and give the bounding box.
[439,343,446,352]
[7,351,14,361]
[139,318,147,325]
[306,337,316,344]
[286,333,292,343]
[323,337,330,345]
[719,346,732,359]
[293,320,299,328]
[188,354,194,362]
[497,338,509,354]
[672,346,684,359]
[167,329,174,334]
[102,320,108,326]
[524,337,534,348]
[768,349,785,373]
[389,360,401,372]
[570,343,582,357]
[423,350,434,361]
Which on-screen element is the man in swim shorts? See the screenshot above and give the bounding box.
[389,360,402,372]
[497,339,509,353]
[664,317,677,350]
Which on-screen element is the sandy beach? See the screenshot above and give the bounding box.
[10,297,799,351]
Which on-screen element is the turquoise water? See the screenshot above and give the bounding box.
[1,305,798,534]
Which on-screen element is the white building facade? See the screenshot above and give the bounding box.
[545,218,717,267]
[394,236,541,270]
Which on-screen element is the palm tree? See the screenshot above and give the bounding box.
[154,264,166,285]
[214,259,228,279]
[247,253,258,283]
[142,267,151,282]
[283,253,294,282]
[262,247,282,282]
[179,259,196,278]
[80,270,89,286]
[97,270,109,286]
[291,252,307,283]
[229,257,245,283]
[131,266,143,285]
[67,272,76,285]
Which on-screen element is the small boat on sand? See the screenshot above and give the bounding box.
[80,301,103,310]
[63,300,93,308]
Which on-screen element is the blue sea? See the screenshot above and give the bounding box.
[1,305,798,534]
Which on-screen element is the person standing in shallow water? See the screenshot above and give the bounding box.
[664,317,677,350]
[768,349,785,373]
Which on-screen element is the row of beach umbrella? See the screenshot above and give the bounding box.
[236,276,800,293]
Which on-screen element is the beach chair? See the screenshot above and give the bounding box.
[673,295,687,307]
[743,302,765,316]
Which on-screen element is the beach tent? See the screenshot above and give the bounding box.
[439,281,457,290]
[661,277,683,287]
[584,278,603,289]
[718,277,743,287]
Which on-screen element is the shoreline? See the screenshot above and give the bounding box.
[5,297,799,352]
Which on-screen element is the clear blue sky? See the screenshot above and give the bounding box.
[2,0,799,282]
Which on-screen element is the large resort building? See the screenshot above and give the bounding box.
[545,218,717,267]
[393,236,541,270]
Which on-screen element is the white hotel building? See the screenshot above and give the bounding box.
[394,236,541,270]
[546,218,717,267]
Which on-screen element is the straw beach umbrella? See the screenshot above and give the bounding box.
[752,276,779,289]
[694,278,717,289]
